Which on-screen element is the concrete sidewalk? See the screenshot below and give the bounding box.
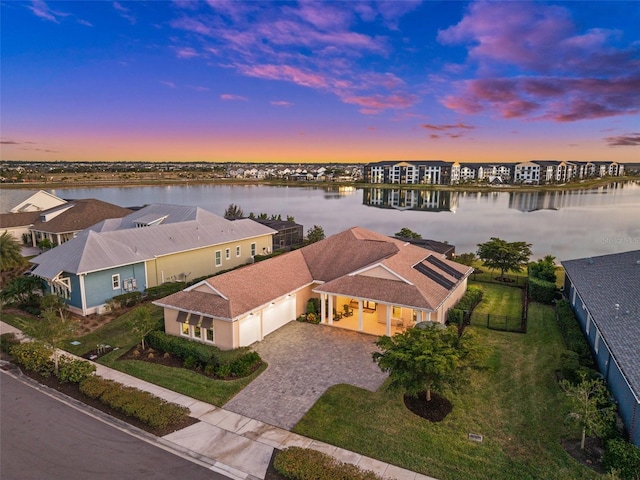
[0,320,437,480]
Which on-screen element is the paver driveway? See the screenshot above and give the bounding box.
[223,321,388,430]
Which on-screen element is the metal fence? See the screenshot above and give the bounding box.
[469,272,528,286]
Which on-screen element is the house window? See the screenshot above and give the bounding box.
[112,274,120,290]
[225,248,230,260]
[194,325,202,339]
[215,250,221,267]
[181,322,190,336]
[251,243,256,256]
[392,306,401,318]
[594,331,600,354]
[586,314,591,334]
[236,246,241,257]
[205,328,214,343]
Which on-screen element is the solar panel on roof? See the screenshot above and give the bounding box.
[413,263,455,289]
[425,255,464,279]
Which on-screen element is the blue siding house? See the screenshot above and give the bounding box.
[562,250,640,447]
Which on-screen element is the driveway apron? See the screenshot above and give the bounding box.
[223,321,388,430]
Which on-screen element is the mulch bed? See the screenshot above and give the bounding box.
[561,437,605,473]
[404,391,453,422]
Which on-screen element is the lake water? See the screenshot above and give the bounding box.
[50,181,640,261]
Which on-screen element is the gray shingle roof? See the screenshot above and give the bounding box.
[562,250,640,401]
[30,204,275,279]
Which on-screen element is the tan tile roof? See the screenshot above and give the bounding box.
[30,199,132,234]
[154,290,231,319]
[203,249,313,318]
[156,226,472,319]
[0,211,40,229]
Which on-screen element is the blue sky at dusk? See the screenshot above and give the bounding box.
[1,1,639,163]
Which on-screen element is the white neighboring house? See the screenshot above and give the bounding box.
[0,190,66,214]
[514,161,541,184]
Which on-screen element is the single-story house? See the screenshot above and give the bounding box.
[154,227,472,350]
[0,189,66,214]
[30,204,275,316]
[28,198,133,247]
[562,250,640,447]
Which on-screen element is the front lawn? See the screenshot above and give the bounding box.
[4,305,264,407]
[293,302,596,480]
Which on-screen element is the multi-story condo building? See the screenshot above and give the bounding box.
[364,161,452,185]
[364,160,624,186]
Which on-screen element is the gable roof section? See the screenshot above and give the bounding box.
[31,204,276,279]
[562,250,640,400]
[30,199,132,234]
[157,249,313,320]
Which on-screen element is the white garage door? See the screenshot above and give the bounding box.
[239,314,261,347]
[262,296,295,337]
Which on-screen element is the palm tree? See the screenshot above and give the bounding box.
[0,232,25,271]
[224,203,244,219]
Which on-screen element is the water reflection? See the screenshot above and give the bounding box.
[508,182,627,212]
[363,188,458,212]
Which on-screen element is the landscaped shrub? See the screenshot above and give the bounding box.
[146,330,262,379]
[79,375,189,429]
[555,300,594,368]
[229,351,261,377]
[56,356,96,383]
[9,341,53,376]
[111,291,142,308]
[306,298,320,315]
[448,285,483,324]
[603,438,640,480]
[528,276,557,304]
[144,282,186,300]
[0,332,20,353]
[274,447,383,480]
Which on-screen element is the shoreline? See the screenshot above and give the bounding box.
[1,176,636,193]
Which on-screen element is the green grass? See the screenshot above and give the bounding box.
[0,311,36,331]
[293,301,595,480]
[99,347,266,406]
[3,304,265,407]
[65,305,164,356]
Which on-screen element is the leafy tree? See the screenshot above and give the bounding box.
[395,227,422,239]
[529,254,557,283]
[373,325,486,401]
[0,275,44,306]
[248,212,256,219]
[477,237,532,279]
[130,306,157,350]
[455,252,477,266]
[24,295,77,375]
[306,225,325,244]
[224,203,244,219]
[0,231,25,271]
[257,212,268,220]
[37,238,55,251]
[560,374,616,450]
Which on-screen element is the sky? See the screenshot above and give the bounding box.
[1,1,639,164]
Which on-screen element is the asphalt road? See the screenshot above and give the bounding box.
[0,372,228,480]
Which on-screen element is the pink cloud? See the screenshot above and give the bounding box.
[605,133,640,147]
[27,0,70,23]
[443,76,640,121]
[220,94,248,101]
[174,47,199,59]
[170,17,214,36]
[270,101,293,107]
[239,64,328,89]
[421,123,474,131]
[438,1,640,122]
[159,80,176,88]
[341,93,419,114]
[113,1,136,24]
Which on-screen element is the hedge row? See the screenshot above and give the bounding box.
[79,375,189,429]
[146,331,262,378]
[144,282,186,300]
[556,300,595,381]
[112,291,142,308]
[274,447,383,480]
[448,284,483,325]
[528,276,557,304]
[9,341,96,383]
